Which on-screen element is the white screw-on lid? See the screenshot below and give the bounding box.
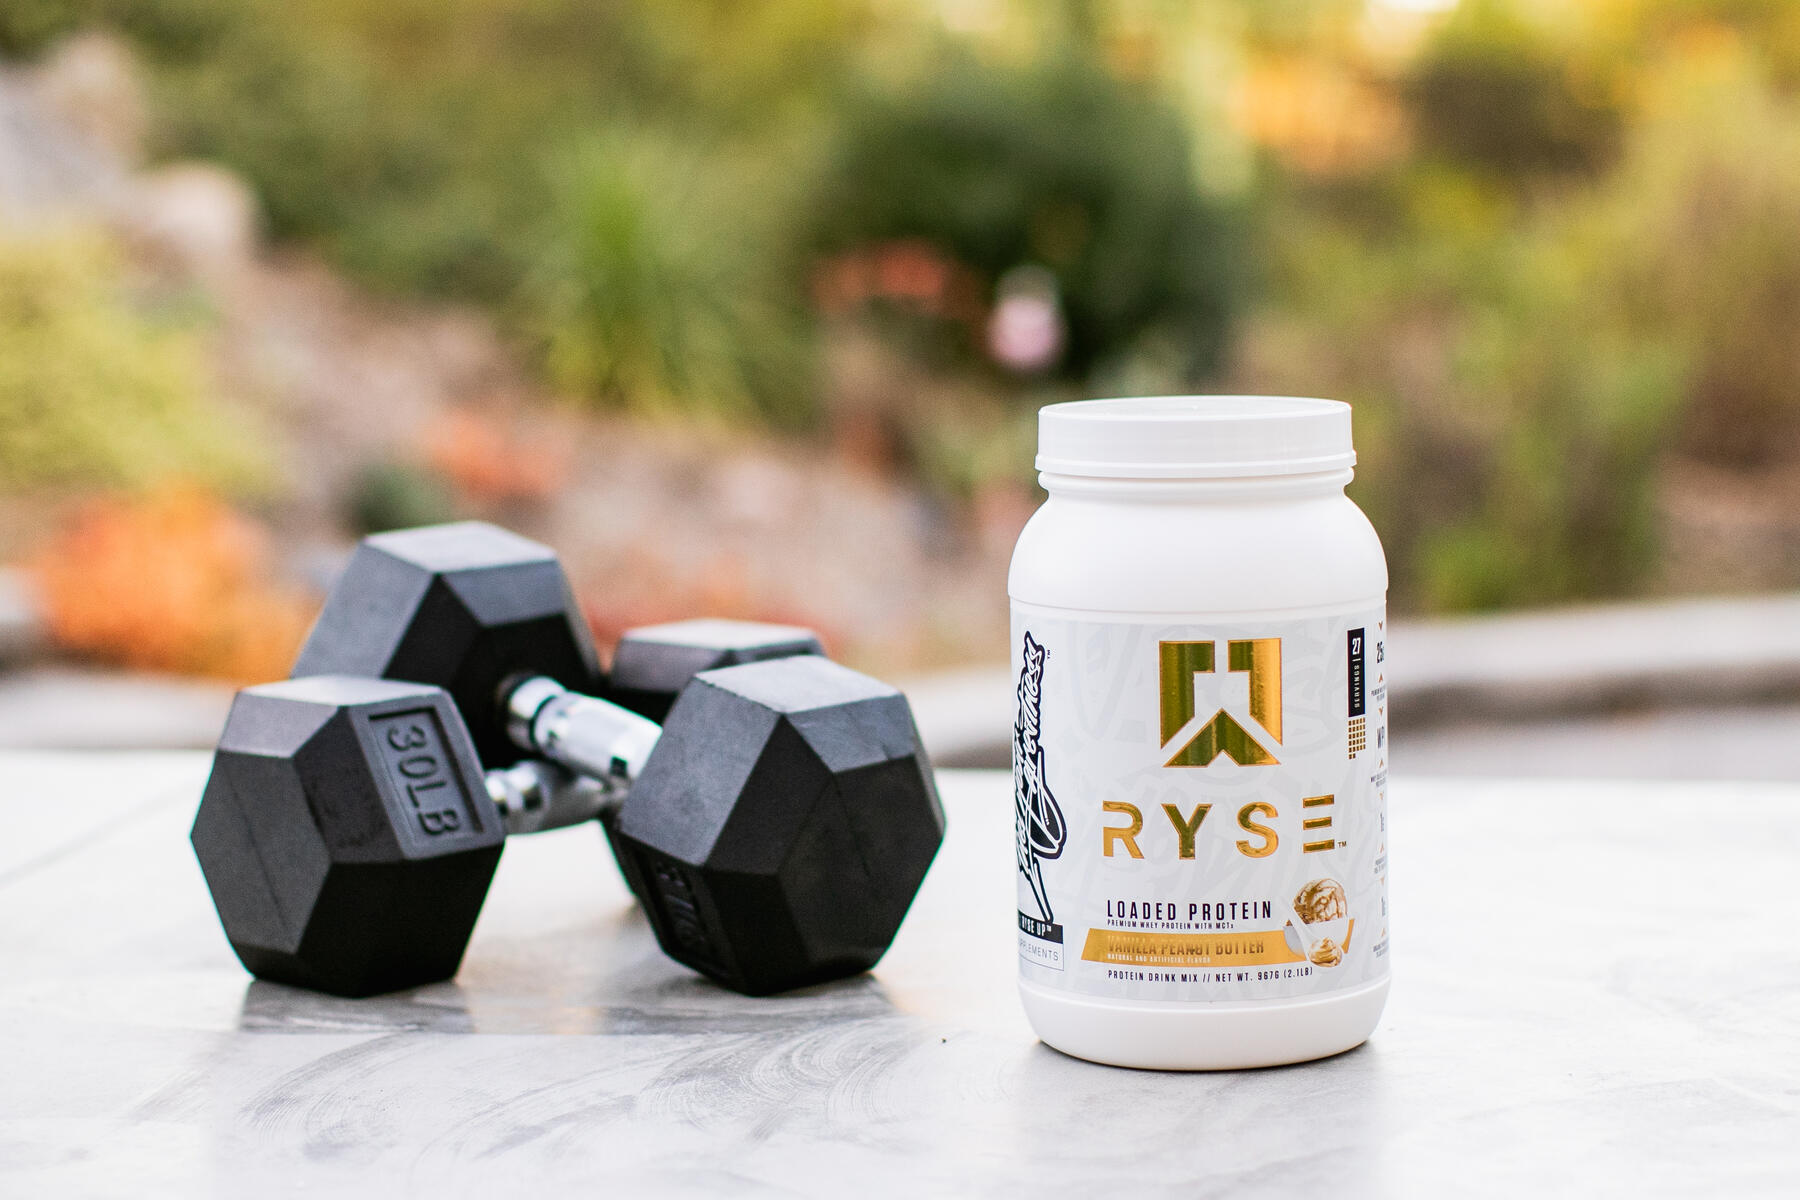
[1035,395,1355,479]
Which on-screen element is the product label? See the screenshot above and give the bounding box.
[1012,603,1389,1002]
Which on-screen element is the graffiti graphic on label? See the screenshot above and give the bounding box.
[1014,632,1067,922]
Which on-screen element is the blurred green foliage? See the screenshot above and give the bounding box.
[526,134,815,425]
[5,0,862,422]
[0,231,262,491]
[1406,0,1620,177]
[1602,49,1800,466]
[1259,171,1689,610]
[7,0,1800,614]
[343,460,455,536]
[812,49,1236,382]
[130,0,851,301]
[1250,14,1800,610]
[5,0,1231,421]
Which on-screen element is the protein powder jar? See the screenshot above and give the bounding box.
[1009,396,1389,1069]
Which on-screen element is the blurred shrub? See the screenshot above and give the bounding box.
[1244,165,1685,611]
[1406,0,1621,178]
[146,12,545,301]
[34,486,314,681]
[905,395,1044,505]
[0,0,76,55]
[1406,234,1683,610]
[6,0,588,297]
[0,230,261,492]
[12,5,1231,421]
[1,0,239,65]
[1241,18,1800,612]
[9,0,858,412]
[810,49,1236,384]
[343,460,455,536]
[525,135,814,425]
[1600,47,1800,466]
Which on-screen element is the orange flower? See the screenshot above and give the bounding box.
[33,486,315,682]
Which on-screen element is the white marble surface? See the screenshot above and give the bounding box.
[1,752,1797,1197]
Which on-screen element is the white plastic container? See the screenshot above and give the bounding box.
[1008,396,1389,1070]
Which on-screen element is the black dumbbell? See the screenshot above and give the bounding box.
[192,662,943,997]
[190,675,620,997]
[467,612,826,874]
[278,521,946,995]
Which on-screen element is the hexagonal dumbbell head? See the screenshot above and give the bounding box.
[607,619,824,722]
[190,676,505,997]
[611,655,946,995]
[293,521,601,767]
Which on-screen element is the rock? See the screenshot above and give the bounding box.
[0,58,127,221]
[31,32,146,166]
[126,162,261,279]
[0,33,260,278]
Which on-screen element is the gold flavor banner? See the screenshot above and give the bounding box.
[1079,922,1356,968]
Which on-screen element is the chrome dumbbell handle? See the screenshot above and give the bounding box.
[502,675,662,787]
[484,758,624,836]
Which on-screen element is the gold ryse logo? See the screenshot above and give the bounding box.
[1158,639,1281,767]
[1104,637,1334,860]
